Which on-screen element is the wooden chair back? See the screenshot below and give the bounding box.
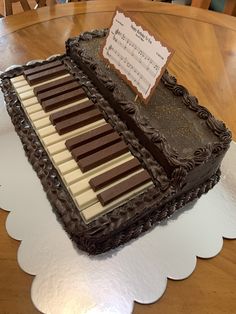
[191,0,236,16]
[4,0,31,16]
[3,0,55,16]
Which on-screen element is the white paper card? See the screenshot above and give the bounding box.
[102,9,174,103]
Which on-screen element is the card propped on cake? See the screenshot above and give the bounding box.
[101,9,174,103]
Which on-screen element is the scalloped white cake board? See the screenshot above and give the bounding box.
[0,89,236,314]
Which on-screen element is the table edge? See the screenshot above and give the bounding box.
[0,0,236,38]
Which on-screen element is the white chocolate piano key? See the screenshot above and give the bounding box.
[16,76,71,99]
[75,169,143,210]
[12,74,69,88]
[17,85,33,94]
[29,98,89,122]
[43,132,68,147]
[22,97,38,107]
[69,177,91,196]
[30,109,49,121]
[64,152,131,185]
[25,103,42,114]
[58,159,78,175]
[64,168,84,185]
[34,116,51,129]
[15,74,71,92]
[52,150,72,164]
[20,90,35,100]
[13,79,28,88]
[33,74,71,88]
[69,154,133,195]
[42,119,106,146]
[10,75,25,83]
[33,74,70,87]
[38,125,56,137]
[76,189,97,210]
[47,141,66,155]
[70,160,139,198]
[80,181,154,222]
[47,116,107,155]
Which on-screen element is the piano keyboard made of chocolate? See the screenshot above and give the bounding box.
[11,60,154,223]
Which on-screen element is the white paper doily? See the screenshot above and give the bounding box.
[0,89,236,314]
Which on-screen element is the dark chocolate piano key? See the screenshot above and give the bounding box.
[71,132,121,161]
[34,75,76,95]
[26,65,68,85]
[89,158,141,191]
[50,100,95,125]
[55,108,103,135]
[37,81,80,102]
[42,88,86,112]
[24,60,63,77]
[66,123,114,151]
[97,170,151,206]
[78,141,129,172]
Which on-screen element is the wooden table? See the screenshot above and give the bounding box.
[0,1,236,313]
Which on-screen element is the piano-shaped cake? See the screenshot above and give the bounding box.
[0,29,231,254]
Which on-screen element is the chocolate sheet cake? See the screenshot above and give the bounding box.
[0,29,231,254]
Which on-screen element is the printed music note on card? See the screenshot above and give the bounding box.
[101,9,174,104]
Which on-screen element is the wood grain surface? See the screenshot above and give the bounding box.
[0,1,236,313]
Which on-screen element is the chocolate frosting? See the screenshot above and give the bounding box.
[66,29,231,189]
[0,34,229,254]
